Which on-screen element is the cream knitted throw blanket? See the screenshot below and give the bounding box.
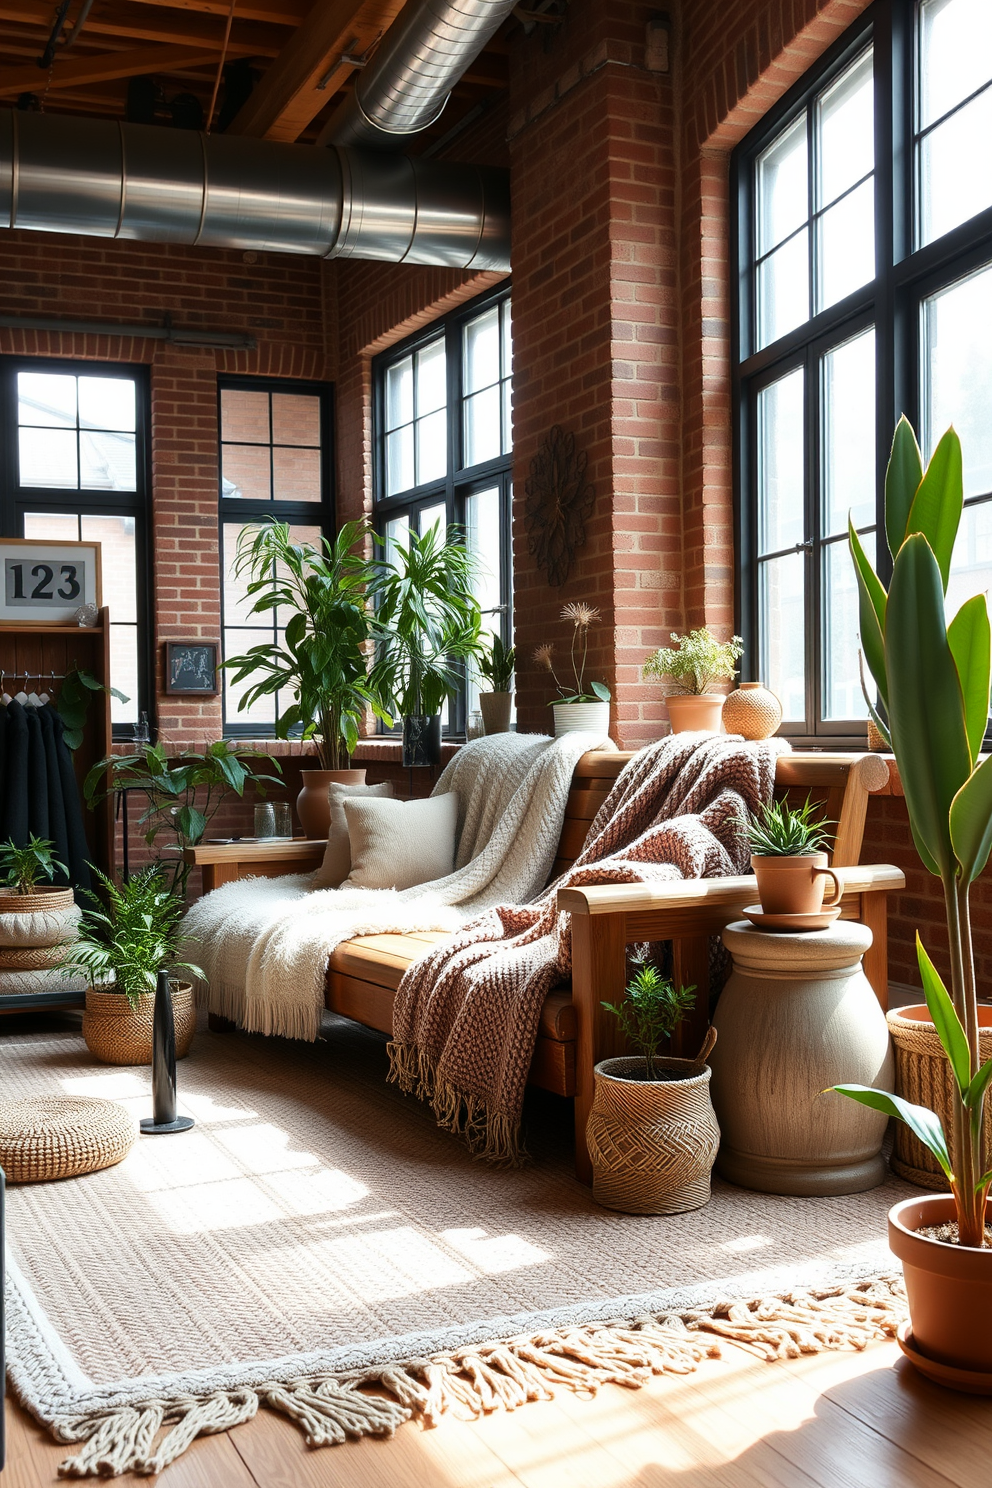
[389,733,788,1165]
[182,730,611,1042]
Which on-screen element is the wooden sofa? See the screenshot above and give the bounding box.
[186,749,904,1180]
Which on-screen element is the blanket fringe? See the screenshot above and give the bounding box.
[387,1040,527,1166]
[45,1276,905,1477]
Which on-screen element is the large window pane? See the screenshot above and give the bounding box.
[920,88,992,245]
[220,388,269,443]
[222,444,271,501]
[386,425,415,495]
[80,430,137,491]
[464,386,501,467]
[759,552,806,722]
[924,260,992,497]
[272,446,321,503]
[946,500,992,620]
[18,427,77,488]
[416,408,447,485]
[223,628,277,727]
[822,328,876,534]
[78,377,135,432]
[757,368,805,554]
[417,339,447,415]
[271,393,320,446]
[757,115,808,255]
[818,50,874,206]
[757,229,809,349]
[817,178,874,311]
[920,0,992,128]
[823,532,873,720]
[386,358,413,430]
[465,486,502,617]
[18,373,76,428]
[464,307,500,394]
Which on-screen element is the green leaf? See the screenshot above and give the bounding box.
[590,680,611,702]
[859,653,891,747]
[950,754,992,884]
[849,521,888,705]
[965,1057,992,1114]
[916,934,971,1095]
[885,416,924,559]
[175,804,207,844]
[830,1085,952,1179]
[885,534,971,878]
[906,427,963,592]
[947,595,991,766]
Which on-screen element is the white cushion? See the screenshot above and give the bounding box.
[313,782,394,889]
[343,793,458,891]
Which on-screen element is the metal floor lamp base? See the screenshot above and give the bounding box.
[140,1116,195,1135]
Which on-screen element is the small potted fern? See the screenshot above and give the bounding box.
[476,632,515,735]
[585,952,720,1215]
[644,629,743,733]
[746,798,841,917]
[62,865,202,1065]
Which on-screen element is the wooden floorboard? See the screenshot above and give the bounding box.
[5,1338,990,1487]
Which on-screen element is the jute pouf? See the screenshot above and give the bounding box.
[0,1097,136,1183]
[887,1003,992,1190]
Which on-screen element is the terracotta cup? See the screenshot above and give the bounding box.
[751,851,842,915]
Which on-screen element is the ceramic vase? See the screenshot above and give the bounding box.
[721,682,782,740]
[665,694,724,733]
[296,768,366,838]
[402,714,442,767]
[552,701,610,738]
[479,692,512,735]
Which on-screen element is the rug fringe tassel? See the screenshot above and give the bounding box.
[47,1277,906,1477]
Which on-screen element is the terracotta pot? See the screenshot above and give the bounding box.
[887,1005,992,1190]
[83,982,195,1066]
[402,715,442,767]
[889,1193,992,1390]
[479,691,512,735]
[587,1053,720,1215]
[751,851,842,915]
[552,701,610,738]
[665,694,724,733]
[296,768,366,838]
[721,682,782,740]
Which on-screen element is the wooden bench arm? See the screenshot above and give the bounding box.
[558,862,905,916]
[183,839,325,892]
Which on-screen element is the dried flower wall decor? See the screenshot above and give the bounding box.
[523,424,595,586]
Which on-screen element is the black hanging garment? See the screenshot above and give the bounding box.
[1,701,30,847]
[46,705,92,894]
[24,705,50,842]
[37,704,71,888]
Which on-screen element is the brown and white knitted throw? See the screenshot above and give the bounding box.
[389,733,789,1165]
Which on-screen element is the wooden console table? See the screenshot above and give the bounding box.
[184,839,325,893]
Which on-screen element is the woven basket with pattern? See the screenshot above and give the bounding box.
[587,1054,720,1215]
[0,943,71,971]
[83,982,196,1066]
[887,1004,992,1189]
[0,1096,135,1183]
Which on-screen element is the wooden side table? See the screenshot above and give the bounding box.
[183,839,326,893]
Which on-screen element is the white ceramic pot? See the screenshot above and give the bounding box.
[552,701,610,738]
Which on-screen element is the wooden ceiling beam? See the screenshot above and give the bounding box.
[226,0,404,142]
[124,0,306,28]
[0,44,222,96]
[0,1,283,53]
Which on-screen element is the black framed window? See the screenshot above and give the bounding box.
[218,376,334,735]
[0,358,149,732]
[734,0,992,742]
[373,284,513,735]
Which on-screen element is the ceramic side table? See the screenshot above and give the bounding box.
[709,920,893,1196]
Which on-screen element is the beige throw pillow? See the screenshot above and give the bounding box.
[313,781,394,889]
[343,792,458,891]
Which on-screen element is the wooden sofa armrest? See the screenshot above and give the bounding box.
[558,862,905,916]
[183,839,326,892]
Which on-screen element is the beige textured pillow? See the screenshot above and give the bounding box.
[343,792,459,891]
[313,781,394,889]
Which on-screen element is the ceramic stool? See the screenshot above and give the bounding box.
[709,920,893,1196]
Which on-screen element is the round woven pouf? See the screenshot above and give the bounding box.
[0,1097,136,1183]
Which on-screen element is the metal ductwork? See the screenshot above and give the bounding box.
[323,0,519,150]
[0,111,509,269]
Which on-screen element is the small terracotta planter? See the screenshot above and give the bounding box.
[665,694,724,733]
[83,981,195,1066]
[889,1193,992,1391]
[751,851,842,915]
[296,768,366,837]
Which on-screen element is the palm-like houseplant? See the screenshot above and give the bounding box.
[371,524,484,765]
[833,417,992,1381]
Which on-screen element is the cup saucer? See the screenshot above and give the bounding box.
[741,903,842,932]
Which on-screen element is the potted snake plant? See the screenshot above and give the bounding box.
[745,797,842,918]
[476,632,515,735]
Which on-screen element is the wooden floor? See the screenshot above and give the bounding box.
[6,1337,991,1487]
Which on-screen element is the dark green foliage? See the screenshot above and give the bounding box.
[745,795,832,857]
[602,953,696,1081]
[0,835,66,895]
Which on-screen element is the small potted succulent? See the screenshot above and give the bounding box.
[476,632,515,735]
[63,865,203,1065]
[745,797,841,917]
[0,836,80,977]
[586,952,719,1214]
[644,629,743,733]
[534,602,611,737]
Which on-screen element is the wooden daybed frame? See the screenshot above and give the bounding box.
[186,750,904,1180]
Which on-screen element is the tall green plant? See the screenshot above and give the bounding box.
[372,524,484,717]
[224,520,392,767]
[834,417,992,1247]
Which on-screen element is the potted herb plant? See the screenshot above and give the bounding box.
[224,520,392,834]
[476,632,515,736]
[831,418,992,1388]
[643,629,743,733]
[0,836,80,976]
[371,524,484,767]
[63,865,203,1065]
[586,953,719,1214]
[745,797,842,919]
[533,602,612,737]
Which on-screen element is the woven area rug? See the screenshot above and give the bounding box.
[2,1018,915,1477]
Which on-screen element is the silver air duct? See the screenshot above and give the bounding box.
[323,0,519,150]
[0,111,509,269]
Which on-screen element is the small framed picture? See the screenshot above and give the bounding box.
[165,642,219,695]
[0,538,102,624]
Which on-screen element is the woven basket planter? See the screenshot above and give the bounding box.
[0,942,71,971]
[888,1003,992,1190]
[0,886,75,916]
[0,885,81,991]
[0,1096,135,1183]
[587,1054,720,1215]
[83,982,195,1066]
